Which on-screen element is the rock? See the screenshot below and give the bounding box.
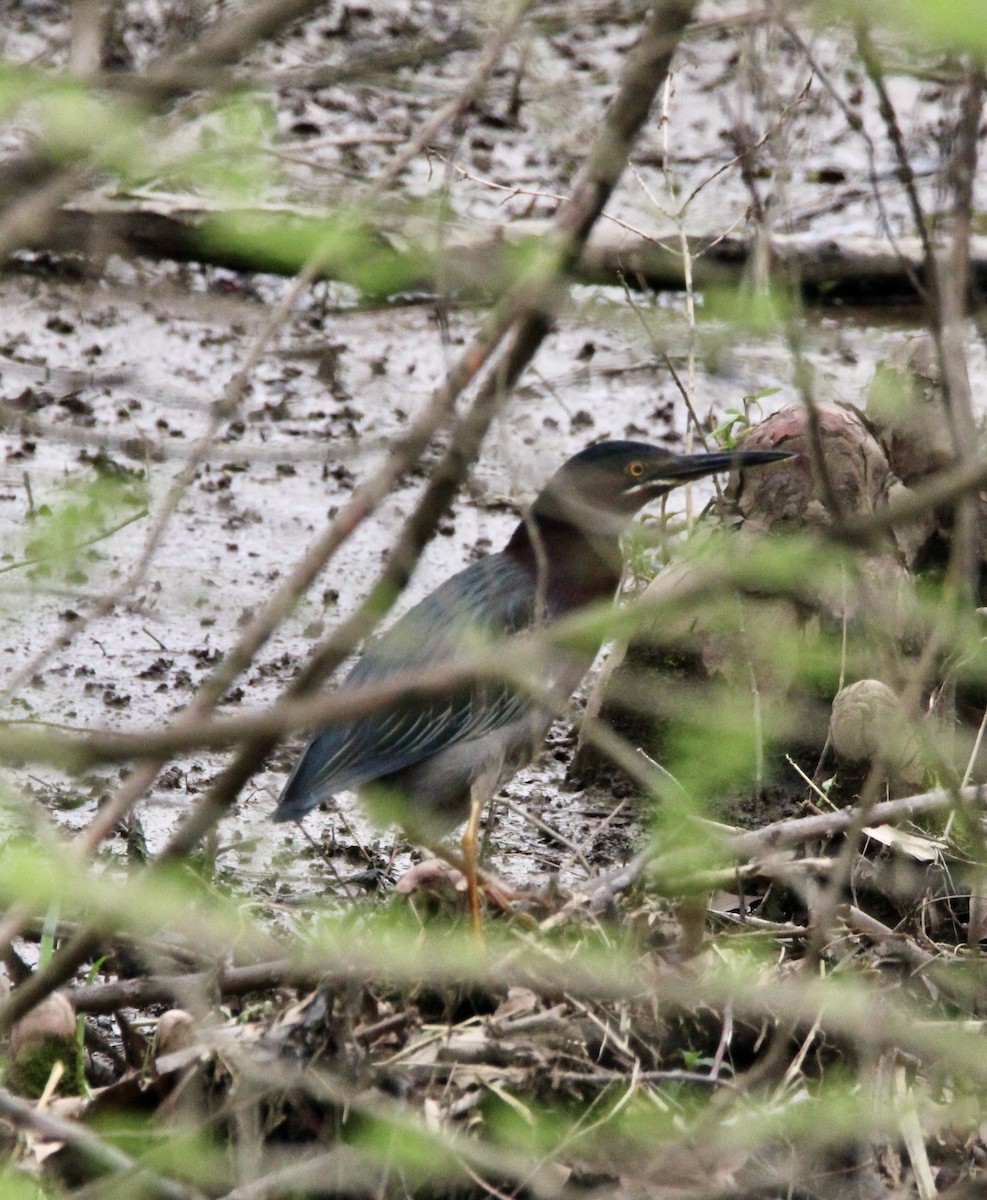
[9,992,80,1097]
[866,335,955,485]
[726,403,892,531]
[574,404,918,791]
[153,1009,196,1060]
[866,334,987,594]
[829,679,925,790]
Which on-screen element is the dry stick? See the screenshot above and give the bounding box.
[0,1086,199,1200]
[0,0,467,1002]
[581,784,987,910]
[800,759,886,970]
[65,958,315,1015]
[365,0,535,202]
[862,43,987,940]
[131,0,326,104]
[0,208,338,970]
[616,269,721,508]
[0,0,700,1033]
[937,61,985,604]
[856,25,934,268]
[681,75,812,218]
[728,785,986,860]
[1,0,512,946]
[795,353,846,524]
[501,798,593,875]
[15,447,987,774]
[858,29,978,590]
[837,454,987,544]
[845,904,987,1013]
[783,21,926,300]
[69,0,103,79]
[103,29,482,101]
[844,907,941,979]
[718,39,842,528]
[0,661,502,765]
[940,64,987,946]
[660,72,698,530]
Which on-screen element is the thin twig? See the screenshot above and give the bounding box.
[0,1087,199,1200]
[0,0,700,1033]
[365,0,535,202]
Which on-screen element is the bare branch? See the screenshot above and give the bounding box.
[0,1086,197,1200]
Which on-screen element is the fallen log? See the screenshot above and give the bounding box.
[18,193,987,304]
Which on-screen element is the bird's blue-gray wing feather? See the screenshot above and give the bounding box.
[275,553,536,819]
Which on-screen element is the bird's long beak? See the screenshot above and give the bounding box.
[631,448,793,495]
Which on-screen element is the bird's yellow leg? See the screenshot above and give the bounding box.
[462,786,485,937]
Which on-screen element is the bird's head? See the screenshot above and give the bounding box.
[532,440,791,534]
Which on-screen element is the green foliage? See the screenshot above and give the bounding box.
[87,1113,232,1191]
[621,520,667,583]
[0,66,176,189]
[819,0,987,55]
[713,387,781,449]
[0,1165,52,1198]
[181,91,278,200]
[700,286,793,336]
[4,471,147,580]
[3,5,987,1197]
[347,1113,462,1187]
[6,1030,82,1100]
[197,209,436,299]
[665,685,778,793]
[0,67,278,197]
[866,360,914,421]
[0,840,265,958]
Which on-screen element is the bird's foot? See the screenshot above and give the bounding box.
[393,857,530,925]
[476,866,524,915]
[394,858,463,896]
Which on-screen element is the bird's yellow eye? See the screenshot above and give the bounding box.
[628,461,645,478]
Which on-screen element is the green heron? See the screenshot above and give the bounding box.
[274,440,789,927]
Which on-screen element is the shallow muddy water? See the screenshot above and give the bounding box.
[1,0,985,912]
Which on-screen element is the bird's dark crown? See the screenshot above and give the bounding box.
[532,440,677,530]
[559,440,673,470]
[526,438,791,536]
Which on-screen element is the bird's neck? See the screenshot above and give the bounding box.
[504,512,624,614]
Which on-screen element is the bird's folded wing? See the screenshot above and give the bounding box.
[275,554,539,816]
